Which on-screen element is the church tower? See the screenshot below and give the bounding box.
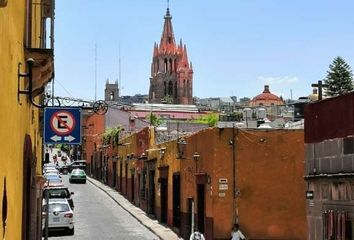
[149,7,193,105]
[105,79,119,104]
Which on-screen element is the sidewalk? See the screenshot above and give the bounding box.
[87,177,183,240]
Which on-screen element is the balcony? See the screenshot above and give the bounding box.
[25,48,54,96]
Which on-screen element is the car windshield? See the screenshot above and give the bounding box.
[44,189,69,198]
[47,178,61,184]
[72,169,85,174]
[45,175,60,180]
[43,203,70,213]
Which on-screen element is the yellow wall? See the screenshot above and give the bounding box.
[0,0,44,239]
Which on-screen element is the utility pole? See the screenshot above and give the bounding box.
[95,43,98,102]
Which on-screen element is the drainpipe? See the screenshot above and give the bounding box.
[232,124,237,224]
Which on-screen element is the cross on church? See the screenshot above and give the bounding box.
[311,80,328,100]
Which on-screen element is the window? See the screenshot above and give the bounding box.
[343,137,354,154]
[26,0,55,49]
[321,184,329,199]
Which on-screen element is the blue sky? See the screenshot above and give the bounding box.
[54,0,354,101]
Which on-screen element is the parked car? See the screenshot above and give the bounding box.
[43,178,64,188]
[43,187,74,210]
[42,198,74,235]
[60,160,86,174]
[69,169,86,184]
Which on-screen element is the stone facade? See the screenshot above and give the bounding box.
[149,8,193,105]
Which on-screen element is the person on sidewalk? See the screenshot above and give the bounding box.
[231,223,246,240]
[189,229,205,240]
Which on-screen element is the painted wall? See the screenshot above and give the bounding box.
[0,0,46,239]
[237,130,306,240]
[178,128,306,240]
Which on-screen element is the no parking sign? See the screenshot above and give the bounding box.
[44,107,81,144]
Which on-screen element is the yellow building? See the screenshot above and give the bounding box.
[0,0,54,239]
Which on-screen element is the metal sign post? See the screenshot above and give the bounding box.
[44,180,49,239]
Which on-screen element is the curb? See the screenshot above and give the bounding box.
[87,177,168,240]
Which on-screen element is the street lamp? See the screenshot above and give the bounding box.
[193,152,200,173]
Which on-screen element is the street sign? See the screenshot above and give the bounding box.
[44,107,81,144]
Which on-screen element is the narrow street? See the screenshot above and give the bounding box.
[46,174,159,240]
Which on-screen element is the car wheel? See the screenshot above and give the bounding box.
[68,227,74,235]
[83,180,86,184]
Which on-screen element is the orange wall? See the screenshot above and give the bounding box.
[179,128,306,239]
[236,129,306,239]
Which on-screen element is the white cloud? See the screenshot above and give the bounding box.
[257,75,299,85]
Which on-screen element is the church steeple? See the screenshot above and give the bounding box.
[160,7,176,52]
[149,5,194,105]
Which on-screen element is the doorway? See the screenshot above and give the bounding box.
[160,177,168,223]
[173,173,181,228]
[119,162,123,192]
[131,172,135,203]
[197,184,205,234]
[113,162,117,188]
[148,170,155,215]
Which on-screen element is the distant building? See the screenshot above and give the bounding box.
[197,97,237,112]
[126,103,206,121]
[149,7,193,105]
[249,85,284,107]
[105,79,119,104]
[120,94,148,105]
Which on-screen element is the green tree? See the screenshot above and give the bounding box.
[193,113,219,127]
[161,95,173,104]
[146,113,162,126]
[324,56,354,97]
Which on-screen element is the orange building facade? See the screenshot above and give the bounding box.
[83,122,307,239]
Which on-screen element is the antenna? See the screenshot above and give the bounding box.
[167,0,169,9]
[118,42,121,98]
[290,89,293,100]
[95,43,98,101]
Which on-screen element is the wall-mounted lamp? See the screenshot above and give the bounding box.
[160,147,166,159]
[259,138,266,143]
[193,152,200,161]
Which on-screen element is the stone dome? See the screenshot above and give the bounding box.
[249,85,284,107]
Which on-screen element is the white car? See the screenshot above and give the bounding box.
[42,198,74,235]
[45,168,59,175]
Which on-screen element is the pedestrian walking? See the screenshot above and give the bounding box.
[231,224,246,240]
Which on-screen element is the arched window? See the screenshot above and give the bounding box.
[164,82,167,95]
[110,91,114,101]
[174,82,178,99]
[157,59,159,72]
[169,58,173,73]
[183,80,186,97]
[168,81,173,96]
[164,58,168,73]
